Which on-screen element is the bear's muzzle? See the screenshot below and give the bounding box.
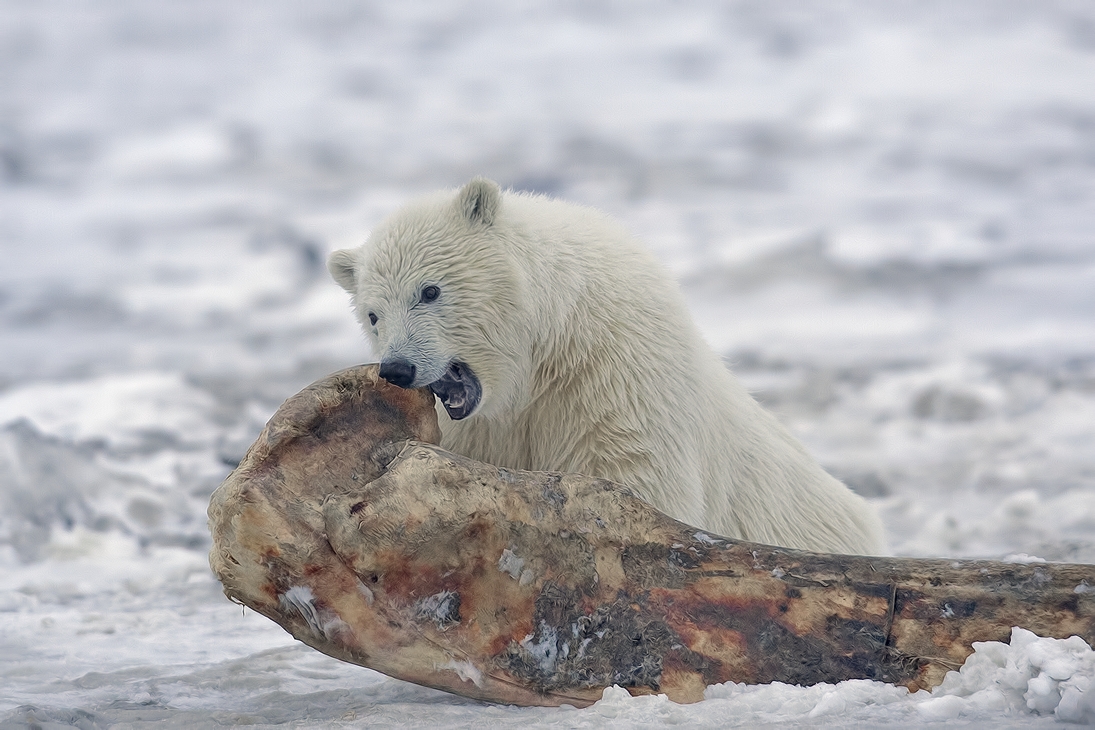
[429,361,481,420]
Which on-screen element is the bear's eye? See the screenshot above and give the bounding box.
[368,312,378,326]
[420,285,440,303]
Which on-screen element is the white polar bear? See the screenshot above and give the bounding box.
[328,178,883,555]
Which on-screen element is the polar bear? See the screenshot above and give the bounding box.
[328,178,883,555]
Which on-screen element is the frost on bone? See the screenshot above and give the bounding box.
[415,590,461,631]
[437,658,484,688]
[279,585,350,641]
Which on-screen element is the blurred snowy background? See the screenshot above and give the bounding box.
[2,1,1095,726]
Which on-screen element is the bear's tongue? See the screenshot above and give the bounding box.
[429,361,481,420]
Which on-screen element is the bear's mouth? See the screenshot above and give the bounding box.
[428,361,481,420]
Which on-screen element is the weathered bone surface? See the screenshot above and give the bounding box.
[208,364,1095,707]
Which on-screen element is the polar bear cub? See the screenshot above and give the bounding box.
[328,178,883,554]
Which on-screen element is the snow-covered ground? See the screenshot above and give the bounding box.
[2,1,1095,726]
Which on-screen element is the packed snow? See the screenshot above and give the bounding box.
[2,1,1095,727]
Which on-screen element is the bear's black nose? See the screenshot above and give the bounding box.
[379,359,416,388]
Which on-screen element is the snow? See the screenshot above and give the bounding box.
[923,628,1095,724]
[2,0,1095,726]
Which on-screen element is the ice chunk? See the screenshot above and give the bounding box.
[929,627,1095,723]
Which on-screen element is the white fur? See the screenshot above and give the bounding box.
[329,179,884,554]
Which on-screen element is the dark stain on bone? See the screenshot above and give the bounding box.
[498,582,713,694]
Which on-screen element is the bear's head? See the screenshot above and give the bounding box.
[328,178,530,421]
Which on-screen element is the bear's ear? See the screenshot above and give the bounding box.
[457,177,501,227]
[327,249,359,293]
